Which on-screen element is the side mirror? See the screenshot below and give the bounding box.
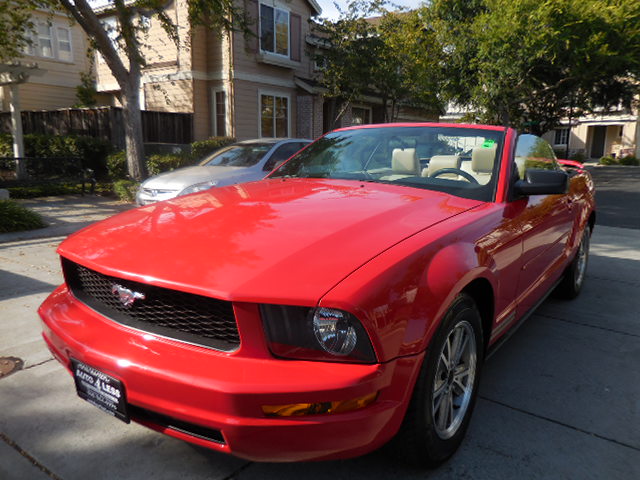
[514,168,568,196]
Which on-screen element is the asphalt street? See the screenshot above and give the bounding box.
[1,167,639,479]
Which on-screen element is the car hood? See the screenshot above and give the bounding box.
[141,165,258,190]
[59,179,482,304]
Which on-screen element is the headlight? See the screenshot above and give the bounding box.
[260,305,377,363]
[178,180,217,196]
[313,308,357,355]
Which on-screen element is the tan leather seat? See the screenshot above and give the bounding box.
[470,146,497,184]
[390,148,420,177]
[423,155,461,178]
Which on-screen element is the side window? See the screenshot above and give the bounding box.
[514,134,559,180]
[263,143,305,171]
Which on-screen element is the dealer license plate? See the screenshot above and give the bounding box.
[71,359,129,423]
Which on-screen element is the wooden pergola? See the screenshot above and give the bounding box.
[0,62,45,180]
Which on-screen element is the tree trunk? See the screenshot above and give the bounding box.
[120,80,147,181]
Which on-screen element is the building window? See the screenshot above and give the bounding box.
[352,106,372,125]
[37,23,54,58]
[261,94,288,137]
[260,4,289,56]
[56,27,72,61]
[554,128,569,146]
[213,90,226,137]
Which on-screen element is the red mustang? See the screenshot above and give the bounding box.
[39,124,595,466]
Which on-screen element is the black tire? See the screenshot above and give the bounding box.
[555,227,590,299]
[390,293,484,467]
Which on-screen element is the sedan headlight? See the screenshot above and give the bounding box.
[260,305,377,363]
[178,180,218,197]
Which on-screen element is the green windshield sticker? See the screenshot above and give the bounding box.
[482,139,496,148]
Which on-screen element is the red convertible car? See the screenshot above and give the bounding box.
[39,123,595,466]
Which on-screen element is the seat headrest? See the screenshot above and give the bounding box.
[471,146,497,173]
[426,155,461,177]
[392,148,419,175]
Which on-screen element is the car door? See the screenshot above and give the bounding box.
[509,134,575,317]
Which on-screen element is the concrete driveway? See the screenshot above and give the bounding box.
[1,172,639,479]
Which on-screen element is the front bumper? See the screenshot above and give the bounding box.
[39,285,424,462]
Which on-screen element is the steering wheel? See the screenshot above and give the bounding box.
[430,168,479,184]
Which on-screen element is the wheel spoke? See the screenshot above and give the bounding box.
[452,331,469,367]
[449,328,463,365]
[436,392,451,431]
[433,382,447,411]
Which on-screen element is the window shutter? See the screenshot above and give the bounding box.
[290,13,301,62]
[247,0,259,53]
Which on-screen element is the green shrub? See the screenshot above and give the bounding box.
[107,151,127,180]
[190,136,235,161]
[618,155,639,166]
[0,199,47,233]
[113,179,139,203]
[599,156,617,165]
[0,134,113,178]
[147,154,191,176]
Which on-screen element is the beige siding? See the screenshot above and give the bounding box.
[232,0,314,85]
[193,79,210,140]
[96,0,186,92]
[6,83,78,111]
[1,11,91,111]
[233,79,297,140]
[144,79,192,112]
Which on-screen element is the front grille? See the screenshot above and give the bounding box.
[62,258,240,351]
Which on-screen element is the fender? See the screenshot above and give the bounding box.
[320,232,500,362]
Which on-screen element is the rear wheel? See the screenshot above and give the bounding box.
[555,227,590,299]
[390,294,484,467]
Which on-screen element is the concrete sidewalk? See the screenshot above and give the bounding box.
[1,195,133,243]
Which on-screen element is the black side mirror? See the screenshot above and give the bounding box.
[514,168,568,196]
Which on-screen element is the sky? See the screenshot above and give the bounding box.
[315,1,425,20]
[89,1,427,21]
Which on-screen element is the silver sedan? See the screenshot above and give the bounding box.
[136,138,311,205]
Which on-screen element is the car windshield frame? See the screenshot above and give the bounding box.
[200,143,275,167]
[270,126,506,202]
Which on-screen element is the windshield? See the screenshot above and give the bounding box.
[200,143,273,167]
[271,126,505,201]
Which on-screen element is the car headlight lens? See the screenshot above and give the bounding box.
[313,308,357,355]
[178,180,217,196]
[260,305,376,363]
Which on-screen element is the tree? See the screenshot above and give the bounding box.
[0,1,43,63]
[313,1,442,128]
[429,0,640,135]
[2,1,250,180]
[56,0,251,180]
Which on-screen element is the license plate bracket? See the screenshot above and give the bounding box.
[71,359,129,423]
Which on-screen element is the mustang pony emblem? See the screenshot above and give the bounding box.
[111,284,145,307]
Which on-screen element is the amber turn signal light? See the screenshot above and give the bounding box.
[262,392,378,417]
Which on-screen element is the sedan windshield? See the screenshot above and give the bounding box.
[200,144,273,167]
[271,126,505,201]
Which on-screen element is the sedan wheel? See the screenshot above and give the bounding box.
[555,226,591,299]
[390,294,483,466]
[432,320,477,440]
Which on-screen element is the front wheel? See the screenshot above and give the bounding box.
[555,226,590,299]
[390,294,484,467]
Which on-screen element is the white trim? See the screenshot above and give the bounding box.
[55,26,73,62]
[259,3,290,59]
[258,89,291,138]
[211,87,228,137]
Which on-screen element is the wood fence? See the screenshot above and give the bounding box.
[0,107,193,148]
